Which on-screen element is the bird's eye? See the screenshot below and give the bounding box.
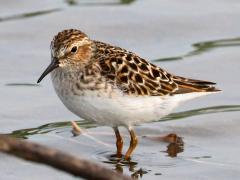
[71,46,78,53]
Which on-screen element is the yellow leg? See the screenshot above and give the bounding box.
[113,127,123,158]
[125,127,138,160]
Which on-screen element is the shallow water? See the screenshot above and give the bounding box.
[1,0,240,179]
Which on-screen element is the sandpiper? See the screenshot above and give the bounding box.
[37,29,220,160]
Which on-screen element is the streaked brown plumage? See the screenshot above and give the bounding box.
[93,40,219,96]
[38,29,220,160]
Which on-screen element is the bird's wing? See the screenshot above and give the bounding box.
[172,75,220,94]
[93,41,219,96]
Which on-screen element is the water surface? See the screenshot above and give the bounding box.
[0,0,240,179]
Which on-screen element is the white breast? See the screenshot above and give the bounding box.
[51,70,216,127]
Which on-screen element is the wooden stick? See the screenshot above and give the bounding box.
[0,135,131,180]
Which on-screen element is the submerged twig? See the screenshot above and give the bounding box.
[143,133,183,143]
[0,135,131,180]
[71,121,82,136]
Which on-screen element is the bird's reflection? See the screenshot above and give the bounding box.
[103,153,148,178]
[102,133,184,179]
[131,168,148,179]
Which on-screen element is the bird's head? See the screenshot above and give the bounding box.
[37,29,93,83]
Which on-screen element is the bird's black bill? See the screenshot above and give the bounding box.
[37,58,59,83]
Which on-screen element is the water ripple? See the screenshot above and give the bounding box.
[0,9,61,22]
[7,105,240,138]
[153,37,240,62]
[161,105,240,121]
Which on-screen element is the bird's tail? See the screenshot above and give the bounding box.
[172,75,221,94]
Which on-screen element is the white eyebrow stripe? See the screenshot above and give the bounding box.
[72,37,90,47]
[51,37,91,58]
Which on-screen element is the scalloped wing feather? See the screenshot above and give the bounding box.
[93,41,219,96]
